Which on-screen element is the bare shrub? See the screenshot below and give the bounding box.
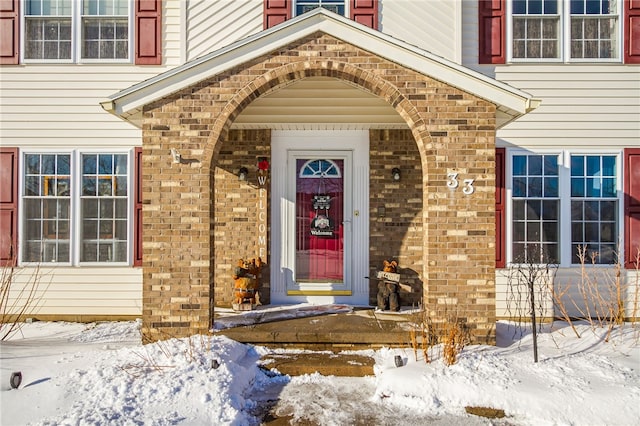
[409,302,469,366]
[503,248,557,362]
[1,263,50,341]
[551,246,639,343]
[551,282,581,338]
[121,332,216,377]
[548,245,640,348]
[442,319,469,366]
[408,303,437,364]
[409,327,418,362]
[137,300,216,365]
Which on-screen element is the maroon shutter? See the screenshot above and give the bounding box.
[135,0,162,65]
[264,0,291,29]
[350,0,378,30]
[0,0,19,65]
[624,0,640,63]
[478,0,506,64]
[495,148,506,268]
[0,148,18,266]
[624,148,640,269]
[134,147,143,266]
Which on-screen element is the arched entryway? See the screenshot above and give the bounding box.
[137,32,500,344]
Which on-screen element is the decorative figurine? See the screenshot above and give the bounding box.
[377,260,400,312]
[232,257,264,308]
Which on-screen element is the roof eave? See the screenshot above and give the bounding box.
[102,8,539,127]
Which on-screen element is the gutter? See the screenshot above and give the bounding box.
[100,100,115,114]
[526,98,543,113]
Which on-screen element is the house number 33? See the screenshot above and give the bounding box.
[447,173,475,195]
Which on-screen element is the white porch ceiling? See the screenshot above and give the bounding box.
[231,77,407,130]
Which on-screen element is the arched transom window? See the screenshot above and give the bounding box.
[299,159,341,178]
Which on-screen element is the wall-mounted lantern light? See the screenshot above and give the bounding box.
[239,167,249,181]
[392,167,401,181]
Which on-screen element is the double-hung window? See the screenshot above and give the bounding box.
[512,154,560,263]
[80,154,129,262]
[569,0,618,59]
[570,155,618,264]
[23,0,131,63]
[23,154,72,262]
[21,151,132,265]
[295,0,346,16]
[512,0,561,59]
[510,151,622,266]
[510,0,621,61]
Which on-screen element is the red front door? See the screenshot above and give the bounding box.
[295,158,345,283]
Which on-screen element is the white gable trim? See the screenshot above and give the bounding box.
[101,8,540,127]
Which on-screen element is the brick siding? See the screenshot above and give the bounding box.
[369,129,424,307]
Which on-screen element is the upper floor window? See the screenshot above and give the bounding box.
[510,0,620,62]
[295,0,346,17]
[265,0,377,31]
[23,0,130,63]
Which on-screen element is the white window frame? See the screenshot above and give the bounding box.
[293,0,348,17]
[506,149,623,267]
[18,148,135,266]
[507,0,623,63]
[21,0,134,64]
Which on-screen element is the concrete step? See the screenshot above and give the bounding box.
[259,352,375,377]
[215,308,415,351]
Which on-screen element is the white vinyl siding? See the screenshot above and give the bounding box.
[462,1,639,148]
[462,0,493,74]
[495,65,640,147]
[382,0,461,63]
[184,0,262,62]
[0,1,184,317]
[1,1,183,147]
[6,266,142,316]
[185,0,462,64]
[496,268,639,320]
[0,67,146,147]
[463,0,639,322]
[186,0,461,65]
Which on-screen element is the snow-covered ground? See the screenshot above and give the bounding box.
[1,314,639,425]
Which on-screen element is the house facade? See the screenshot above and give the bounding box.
[1,0,638,344]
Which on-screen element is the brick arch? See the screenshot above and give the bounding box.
[203,59,436,314]
[141,49,499,343]
[201,60,433,171]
